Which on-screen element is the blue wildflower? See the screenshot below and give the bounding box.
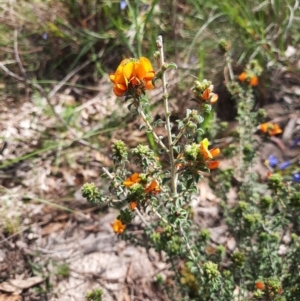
[293,173,300,183]
[268,154,278,168]
[291,137,300,148]
[120,1,127,10]
[279,161,291,170]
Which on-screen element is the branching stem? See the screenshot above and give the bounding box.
[139,109,169,152]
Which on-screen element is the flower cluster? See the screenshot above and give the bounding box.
[199,138,220,169]
[259,122,282,136]
[191,79,218,104]
[238,72,258,86]
[265,154,300,183]
[179,138,220,172]
[254,278,283,298]
[111,219,126,234]
[238,59,262,87]
[109,57,155,97]
[123,173,160,196]
[111,172,161,234]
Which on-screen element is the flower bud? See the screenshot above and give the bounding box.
[231,251,246,267]
[203,261,220,280]
[112,140,128,162]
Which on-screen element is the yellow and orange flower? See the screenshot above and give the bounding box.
[109,57,155,97]
[201,88,218,104]
[199,138,220,170]
[255,281,265,290]
[250,75,258,86]
[259,122,282,136]
[208,161,220,170]
[123,173,141,187]
[238,72,247,82]
[238,72,259,86]
[130,201,137,211]
[145,180,160,194]
[111,219,126,234]
[202,88,211,100]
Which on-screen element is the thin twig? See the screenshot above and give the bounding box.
[134,207,150,227]
[102,167,113,179]
[171,115,193,147]
[49,59,93,99]
[180,226,203,275]
[139,109,168,152]
[0,62,24,81]
[13,29,27,78]
[225,52,235,82]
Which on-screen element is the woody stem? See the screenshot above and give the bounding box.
[156,35,177,194]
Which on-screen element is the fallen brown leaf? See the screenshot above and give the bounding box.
[0,276,43,294]
[42,222,64,235]
[0,294,21,301]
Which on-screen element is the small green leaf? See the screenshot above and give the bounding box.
[167,62,178,70]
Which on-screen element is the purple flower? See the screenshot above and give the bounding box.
[293,173,300,183]
[279,161,291,170]
[268,154,278,167]
[120,1,127,10]
[291,137,300,148]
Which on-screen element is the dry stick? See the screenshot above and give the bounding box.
[13,29,26,78]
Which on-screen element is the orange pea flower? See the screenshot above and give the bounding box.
[123,173,141,187]
[130,201,137,211]
[110,57,155,97]
[259,122,282,136]
[208,161,220,170]
[199,138,220,170]
[238,72,247,82]
[255,281,265,290]
[202,88,211,100]
[111,219,126,234]
[145,180,160,194]
[201,88,218,104]
[250,75,258,86]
